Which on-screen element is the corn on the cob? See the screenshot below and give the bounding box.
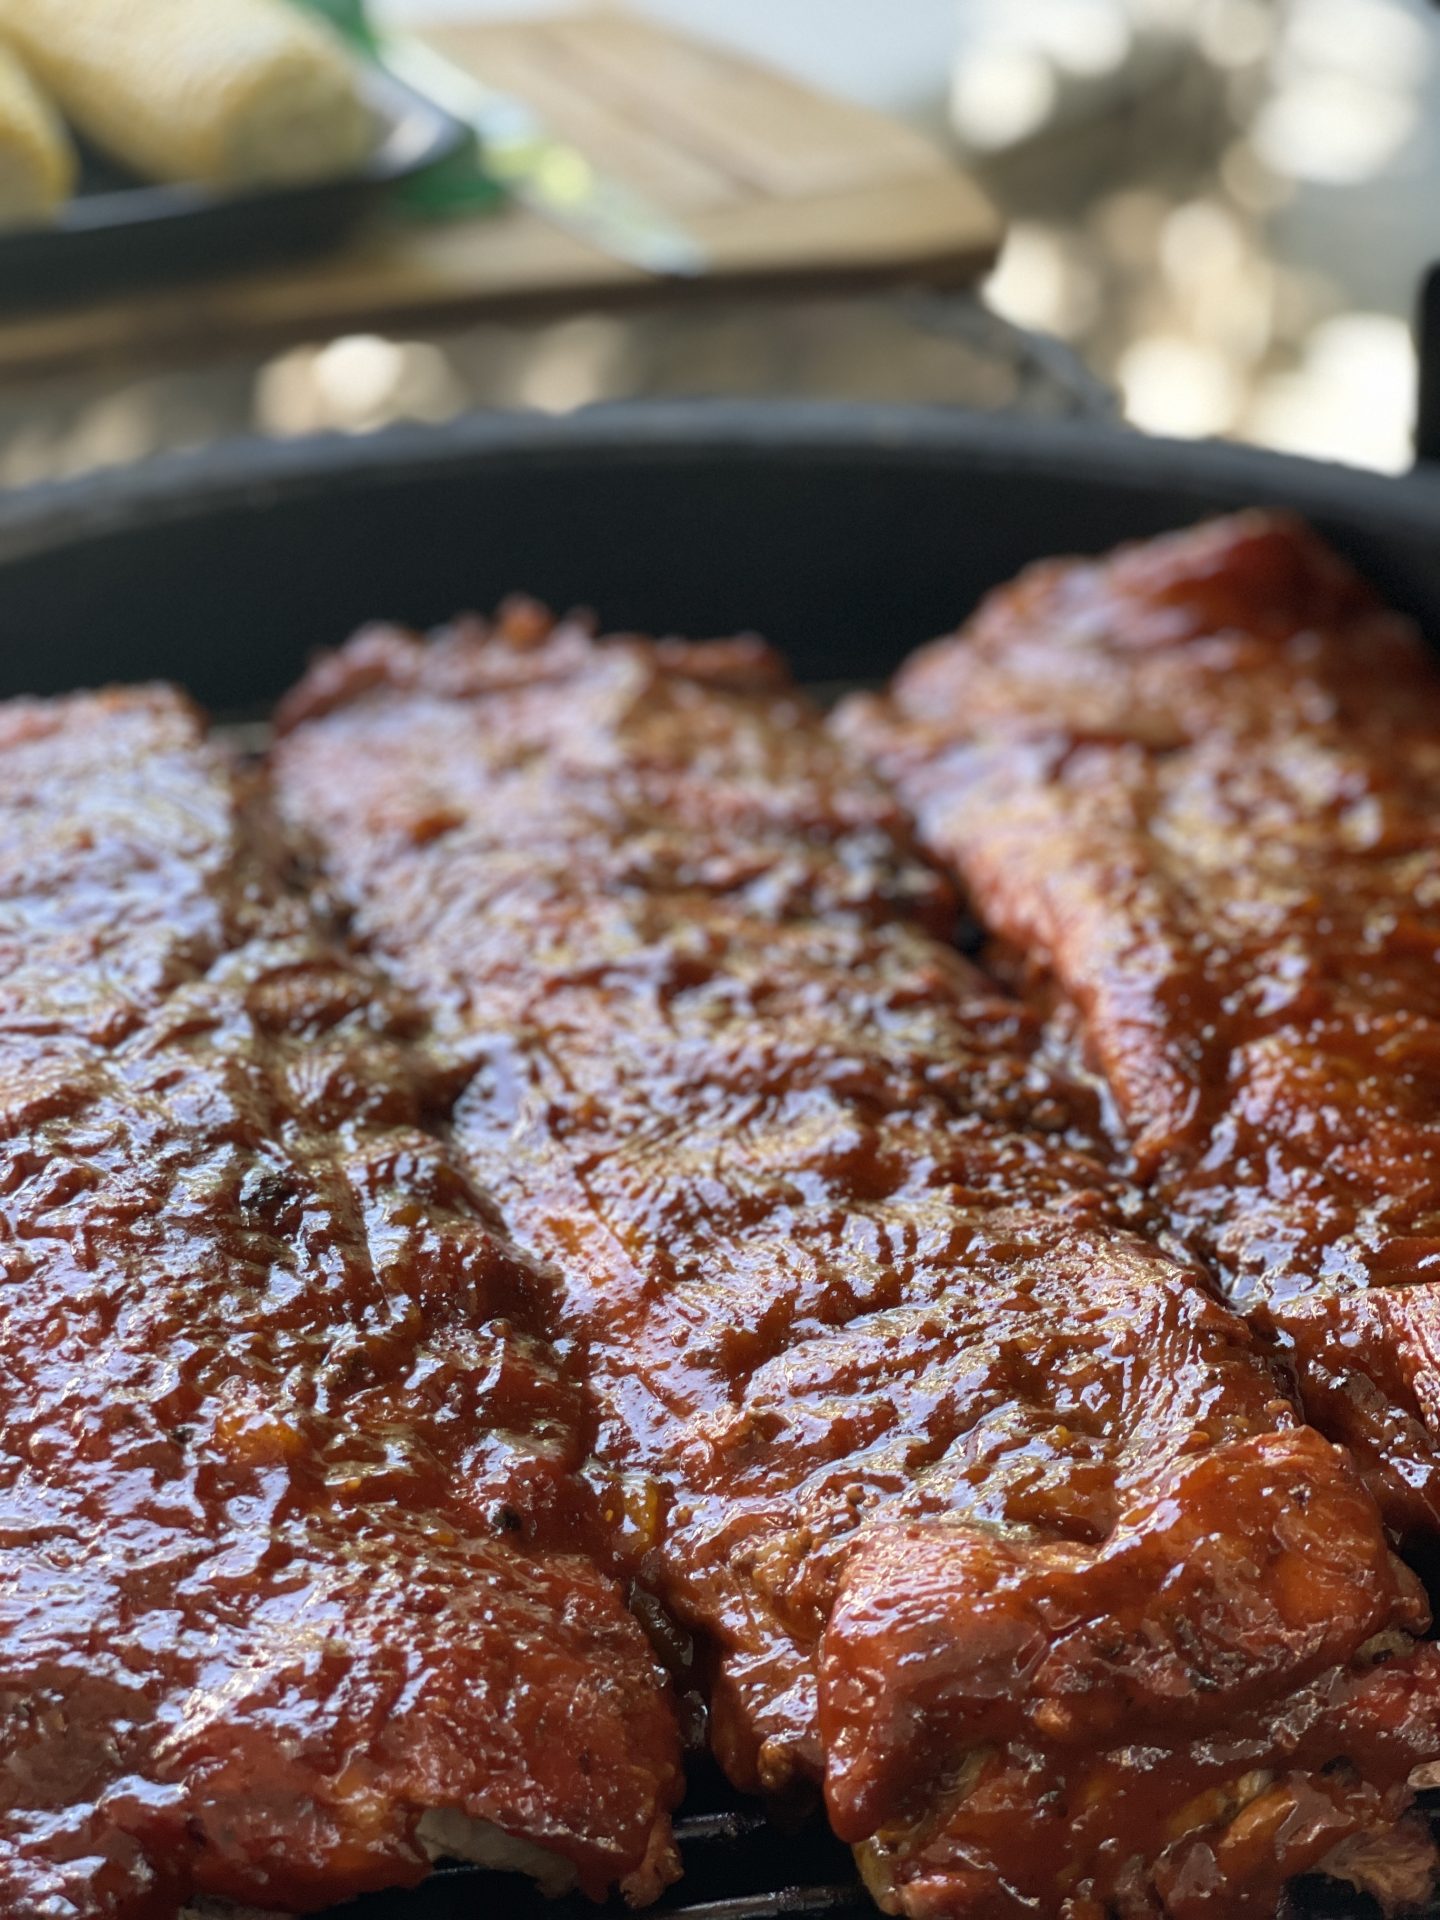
[0,0,372,190]
[0,43,75,229]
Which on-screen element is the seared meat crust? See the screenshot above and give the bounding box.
[840,513,1440,1540]
[0,688,680,1918]
[275,611,1440,1919]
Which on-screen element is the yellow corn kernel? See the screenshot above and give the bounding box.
[0,0,371,190]
[0,42,75,228]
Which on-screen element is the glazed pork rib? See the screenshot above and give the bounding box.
[839,513,1440,1541]
[275,608,1440,1920]
[0,687,681,1918]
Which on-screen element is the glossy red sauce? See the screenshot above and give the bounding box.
[843,513,1440,1541]
[275,611,1440,1918]
[0,688,680,1917]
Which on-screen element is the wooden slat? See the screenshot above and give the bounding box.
[422,20,746,211]
[538,10,948,199]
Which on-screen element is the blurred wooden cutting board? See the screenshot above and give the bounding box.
[0,6,1001,379]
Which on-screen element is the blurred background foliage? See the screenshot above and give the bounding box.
[964,0,1431,469]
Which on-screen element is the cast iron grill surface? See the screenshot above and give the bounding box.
[4,408,1440,708]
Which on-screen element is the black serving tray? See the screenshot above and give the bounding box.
[0,60,468,309]
[0,402,1438,1918]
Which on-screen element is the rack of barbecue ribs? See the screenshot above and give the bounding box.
[839,514,1440,1549]
[0,687,681,1918]
[274,608,1440,1920]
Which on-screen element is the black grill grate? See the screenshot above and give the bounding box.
[311,1767,1425,1919]
[317,1767,870,1920]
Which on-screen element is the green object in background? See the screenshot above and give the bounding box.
[299,0,377,52]
[297,0,504,217]
[299,0,705,271]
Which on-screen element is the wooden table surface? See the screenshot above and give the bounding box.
[0,6,1001,380]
